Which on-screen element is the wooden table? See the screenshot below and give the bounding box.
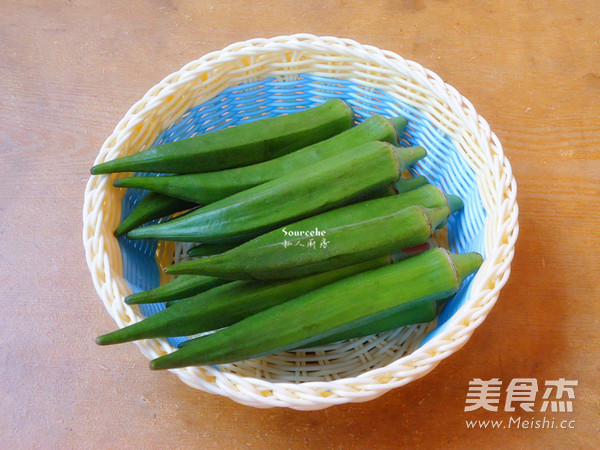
[2,1,598,448]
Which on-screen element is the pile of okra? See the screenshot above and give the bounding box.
[93,99,483,370]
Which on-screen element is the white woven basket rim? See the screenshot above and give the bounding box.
[83,34,519,410]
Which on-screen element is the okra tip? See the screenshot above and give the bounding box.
[149,355,175,370]
[178,336,202,348]
[92,156,139,175]
[149,360,162,370]
[113,224,128,238]
[394,175,429,193]
[123,294,143,305]
[90,161,114,175]
[164,258,204,275]
[150,341,209,370]
[163,264,188,276]
[126,227,153,240]
[95,333,117,346]
[112,177,132,188]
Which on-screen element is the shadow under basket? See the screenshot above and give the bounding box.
[83,34,518,410]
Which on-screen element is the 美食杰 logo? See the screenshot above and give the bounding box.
[464,378,578,430]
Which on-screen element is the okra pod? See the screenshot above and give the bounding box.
[168,242,431,313]
[394,175,429,193]
[127,141,427,243]
[297,301,438,348]
[114,192,196,237]
[166,205,450,280]
[186,242,240,258]
[91,99,355,174]
[165,184,462,280]
[96,256,394,346]
[124,274,230,305]
[149,249,483,369]
[112,115,408,204]
[179,292,439,350]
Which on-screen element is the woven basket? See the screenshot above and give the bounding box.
[83,34,518,410]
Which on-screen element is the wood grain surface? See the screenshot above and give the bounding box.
[1,1,599,448]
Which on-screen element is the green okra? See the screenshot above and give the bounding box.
[170,242,432,310]
[178,292,440,350]
[167,204,450,280]
[395,175,429,193]
[297,300,438,348]
[112,115,408,204]
[96,256,394,346]
[127,141,427,244]
[91,99,355,175]
[124,274,230,305]
[165,184,462,280]
[114,192,196,237]
[187,242,243,258]
[299,296,454,349]
[149,248,483,369]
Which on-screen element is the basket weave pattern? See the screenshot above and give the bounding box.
[83,34,518,410]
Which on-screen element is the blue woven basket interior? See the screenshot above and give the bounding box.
[117,74,486,349]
